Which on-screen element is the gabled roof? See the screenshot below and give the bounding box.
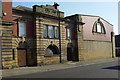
[65,14,113,26]
[13,5,33,12]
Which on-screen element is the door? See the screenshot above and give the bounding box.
[18,49,27,67]
[67,43,73,61]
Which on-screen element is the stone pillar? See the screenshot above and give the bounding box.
[1,23,13,69]
[60,22,67,62]
[111,32,116,58]
[0,22,13,69]
[34,17,44,65]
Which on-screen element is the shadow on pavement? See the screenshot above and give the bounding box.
[102,66,120,70]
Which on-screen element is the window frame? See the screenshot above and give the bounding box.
[48,25,54,38]
[66,27,71,40]
[43,24,59,39]
[18,21,26,37]
[43,24,48,38]
[92,21,106,34]
[54,26,59,38]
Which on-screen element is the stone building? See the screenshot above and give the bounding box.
[66,14,116,61]
[11,4,70,67]
[1,2,116,69]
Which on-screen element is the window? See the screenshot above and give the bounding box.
[55,27,59,38]
[67,28,71,40]
[96,23,101,33]
[43,25,48,38]
[44,45,59,56]
[48,26,54,38]
[92,21,106,34]
[19,22,26,37]
[43,24,59,39]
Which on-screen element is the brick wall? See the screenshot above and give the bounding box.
[1,1,13,69]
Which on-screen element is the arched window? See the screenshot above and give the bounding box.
[44,45,59,56]
[92,19,106,34]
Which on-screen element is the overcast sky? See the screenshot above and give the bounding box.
[12,1,118,35]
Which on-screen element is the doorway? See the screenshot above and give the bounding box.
[67,43,73,61]
[18,49,27,67]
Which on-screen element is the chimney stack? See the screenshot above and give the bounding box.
[53,2,59,9]
[2,0,12,21]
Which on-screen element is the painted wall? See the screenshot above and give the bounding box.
[81,15,113,42]
[76,15,115,61]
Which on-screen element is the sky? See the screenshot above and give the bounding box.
[12,1,118,35]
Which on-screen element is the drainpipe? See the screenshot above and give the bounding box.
[53,2,61,63]
[58,11,62,63]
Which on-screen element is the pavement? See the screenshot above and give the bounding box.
[1,57,119,78]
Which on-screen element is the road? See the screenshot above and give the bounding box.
[4,59,119,78]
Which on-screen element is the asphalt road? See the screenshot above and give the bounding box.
[5,60,119,78]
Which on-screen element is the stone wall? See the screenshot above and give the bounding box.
[1,24,13,69]
[77,28,114,61]
[66,14,115,62]
[78,40,113,61]
[34,16,68,65]
[76,15,115,61]
[12,36,36,67]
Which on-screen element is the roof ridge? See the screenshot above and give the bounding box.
[16,5,32,11]
[16,5,31,9]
